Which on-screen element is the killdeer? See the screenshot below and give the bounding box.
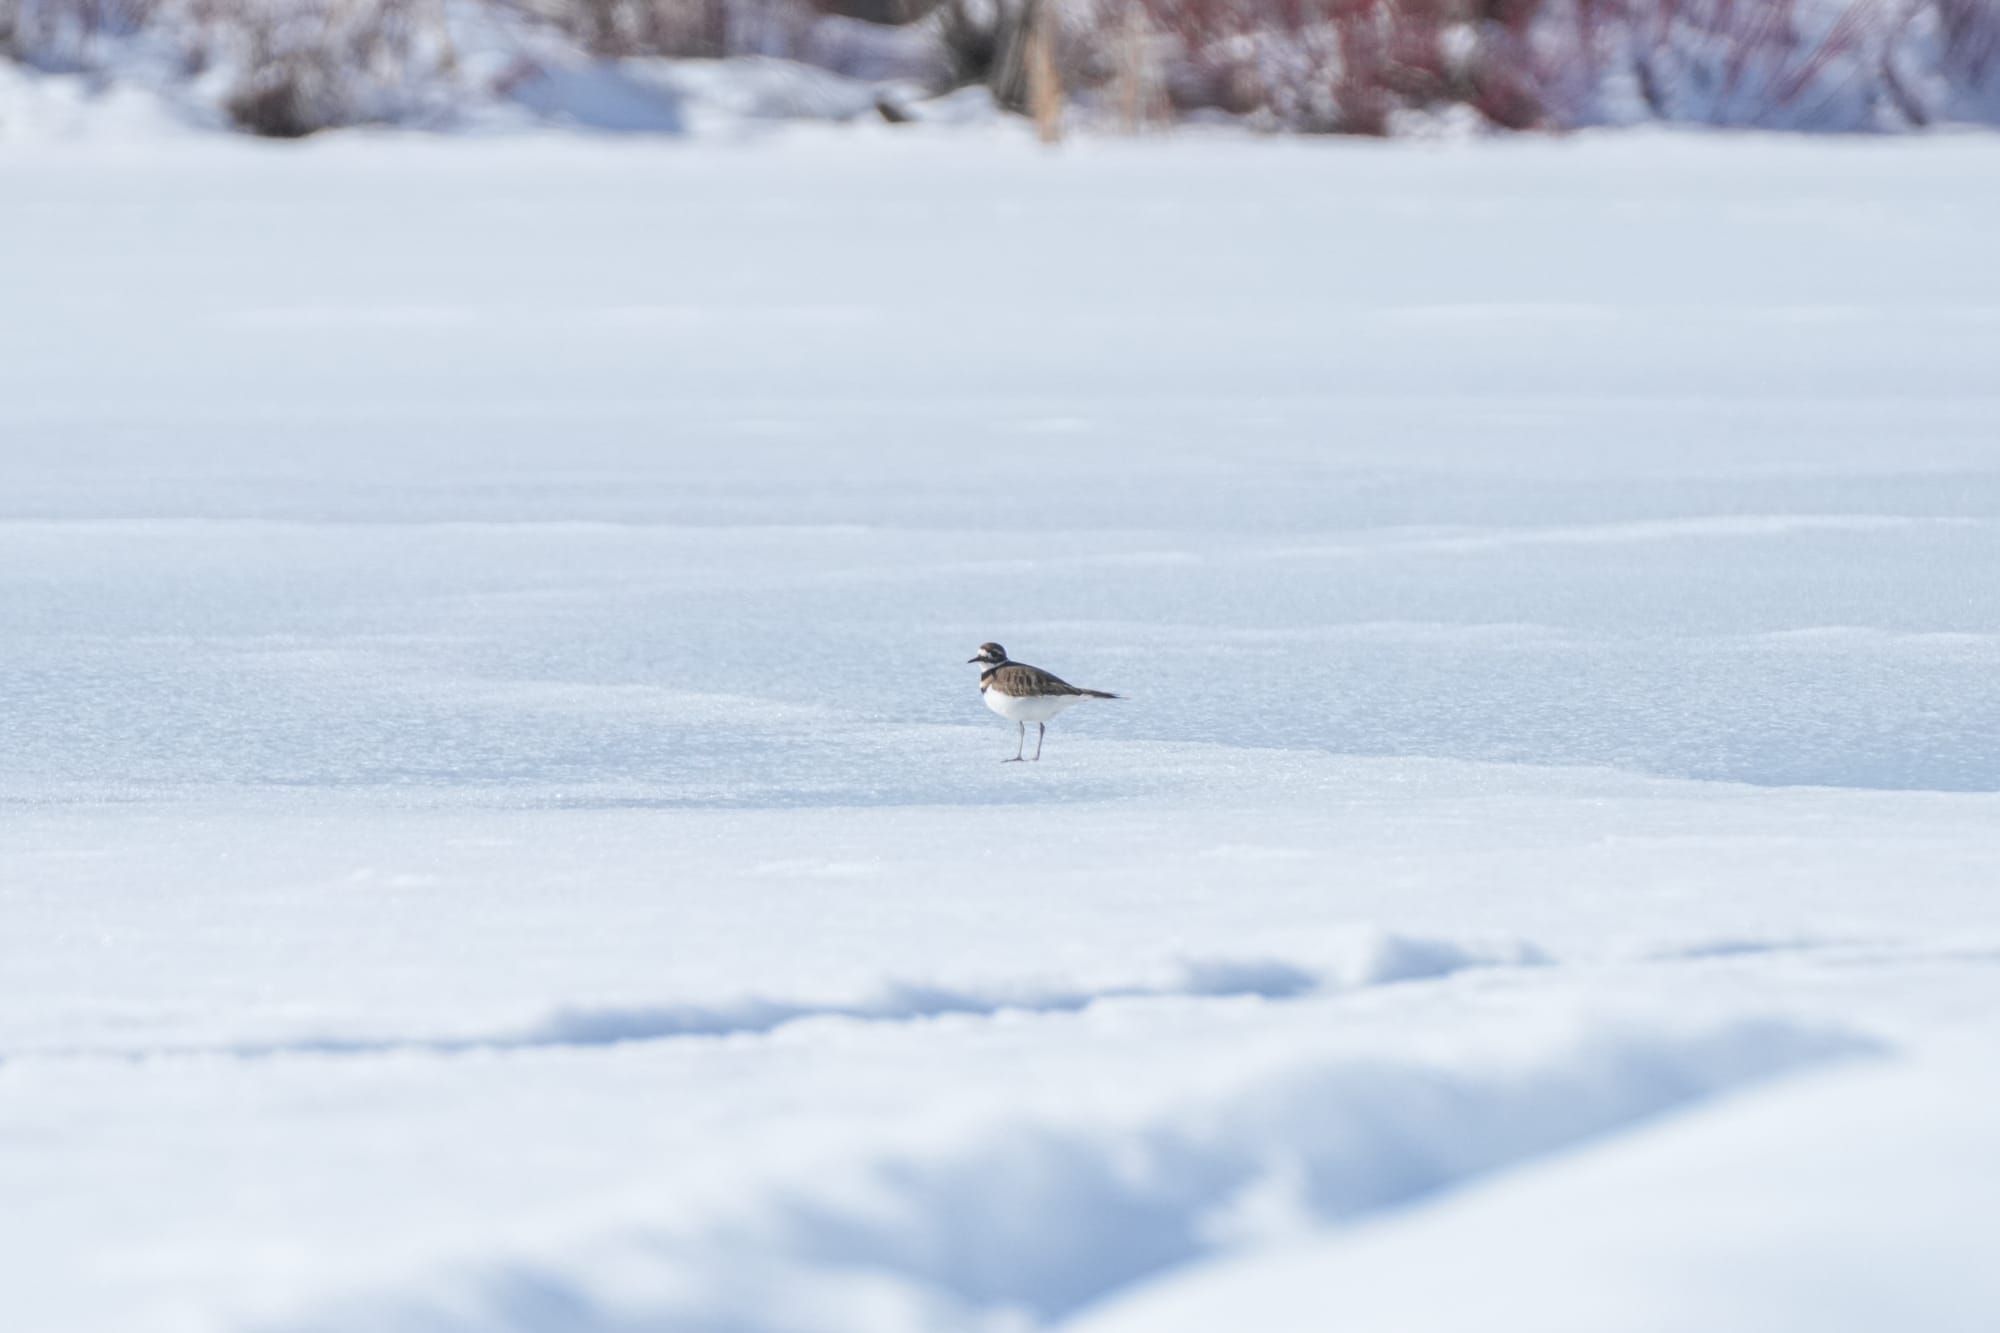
[967,642,1120,762]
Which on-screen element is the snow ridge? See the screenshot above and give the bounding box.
[24,933,1545,1065]
[266,1016,1874,1333]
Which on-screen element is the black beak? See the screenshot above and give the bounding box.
[966,656,980,663]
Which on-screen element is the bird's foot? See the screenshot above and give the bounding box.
[1002,757,1026,763]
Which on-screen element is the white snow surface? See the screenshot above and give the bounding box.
[4,131,2000,1333]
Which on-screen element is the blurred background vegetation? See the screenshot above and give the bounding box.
[2,0,1996,137]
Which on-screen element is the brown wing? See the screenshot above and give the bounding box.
[982,663,1119,699]
[982,663,1082,697]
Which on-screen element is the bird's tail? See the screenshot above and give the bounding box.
[1080,689,1121,700]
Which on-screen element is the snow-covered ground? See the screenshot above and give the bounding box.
[4,130,2000,1333]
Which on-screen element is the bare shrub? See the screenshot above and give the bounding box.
[933,0,981,84]
[936,0,1017,102]
[1097,0,1541,134]
[1,0,462,134]
[215,0,458,136]
[1931,0,2000,106]
[936,0,1079,113]
[1525,0,1890,130]
[2,0,163,70]
[507,0,731,58]
[1062,0,2000,133]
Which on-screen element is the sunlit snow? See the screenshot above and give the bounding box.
[4,129,1998,1333]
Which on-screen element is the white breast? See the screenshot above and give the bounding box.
[983,687,1085,723]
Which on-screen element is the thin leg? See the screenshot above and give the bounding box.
[1005,720,1026,762]
[1033,722,1045,761]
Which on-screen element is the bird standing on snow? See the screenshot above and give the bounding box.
[967,642,1120,762]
